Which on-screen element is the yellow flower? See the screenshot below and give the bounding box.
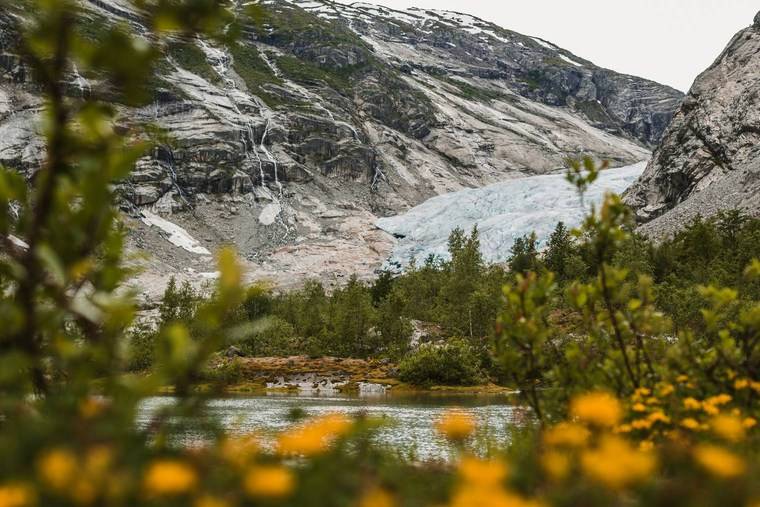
[0,484,35,507]
[647,410,671,425]
[615,424,633,434]
[743,417,757,429]
[37,448,78,491]
[435,410,476,441]
[631,418,653,430]
[358,487,395,507]
[194,495,229,507]
[734,379,750,390]
[658,384,675,397]
[542,451,570,481]
[458,457,509,487]
[570,392,622,427]
[683,398,701,410]
[632,403,647,413]
[79,397,107,419]
[277,413,352,456]
[639,440,654,452]
[543,422,589,447]
[751,381,760,393]
[142,460,197,496]
[676,375,689,383]
[710,415,745,442]
[634,387,651,398]
[705,394,732,407]
[681,418,700,430]
[243,466,294,499]
[580,435,656,489]
[220,435,259,467]
[693,445,746,478]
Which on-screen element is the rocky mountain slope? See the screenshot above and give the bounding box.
[0,0,683,297]
[625,11,760,236]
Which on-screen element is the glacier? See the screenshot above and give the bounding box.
[376,162,647,268]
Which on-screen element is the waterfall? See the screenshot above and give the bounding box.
[71,62,91,98]
[260,118,282,197]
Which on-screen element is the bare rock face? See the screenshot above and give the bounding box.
[625,12,760,237]
[0,0,683,295]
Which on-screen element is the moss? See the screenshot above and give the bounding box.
[167,40,219,84]
[437,76,508,102]
[574,100,613,123]
[228,43,296,108]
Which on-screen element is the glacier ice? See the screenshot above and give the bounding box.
[376,162,646,268]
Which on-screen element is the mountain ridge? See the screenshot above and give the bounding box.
[0,0,683,296]
[624,10,760,237]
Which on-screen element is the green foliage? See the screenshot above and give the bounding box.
[398,338,483,386]
[158,276,199,327]
[125,322,157,372]
[508,232,541,275]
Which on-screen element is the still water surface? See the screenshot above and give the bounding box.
[138,393,526,460]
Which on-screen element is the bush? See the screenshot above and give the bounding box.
[398,338,483,386]
[238,316,298,357]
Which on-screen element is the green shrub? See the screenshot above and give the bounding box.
[239,316,298,357]
[398,338,483,386]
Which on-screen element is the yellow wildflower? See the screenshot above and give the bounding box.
[743,417,757,429]
[705,394,732,406]
[435,410,476,441]
[734,379,750,390]
[194,495,229,507]
[581,435,655,489]
[683,398,701,410]
[358,487,395,507]
[639,440,654,452]
[277,413,352,456]
[570,392,622,427]
[543,422,590,447]
[0,484,35,507]
[79,397,107,419]
[647,410,671,425]
[220,435,259,467]
[542,451,570,481]
[615,423,633,434]
[681,418,700,430]
[710,415,745,442]
[751,381,760,393]
[37,448,78,491]
[243,466,294,499]
[676,375,689,383]
[142,460,197,496]
[658,384,675,397]
[694,445,746,478]
[632,403,647,413]
[458,456,509,487]
[631,418,653,430]
[634,387,651,397]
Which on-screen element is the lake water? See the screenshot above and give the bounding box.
[138,393,527,460]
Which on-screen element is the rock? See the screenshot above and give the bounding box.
[624,12,760,237]
[225,346,245,358]
[755,10,760,25]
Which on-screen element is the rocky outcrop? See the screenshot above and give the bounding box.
[625,12,760,236]
[0,0,683,295]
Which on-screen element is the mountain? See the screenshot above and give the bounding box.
[0,0,682,296]
[625,11,760,236]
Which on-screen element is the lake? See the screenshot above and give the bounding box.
[138,393,527,460]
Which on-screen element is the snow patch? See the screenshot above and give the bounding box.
[140,210,211,255]
[559,54,583,67]
[377,162,647,267]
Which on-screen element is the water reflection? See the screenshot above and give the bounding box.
[138,392,527,461]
